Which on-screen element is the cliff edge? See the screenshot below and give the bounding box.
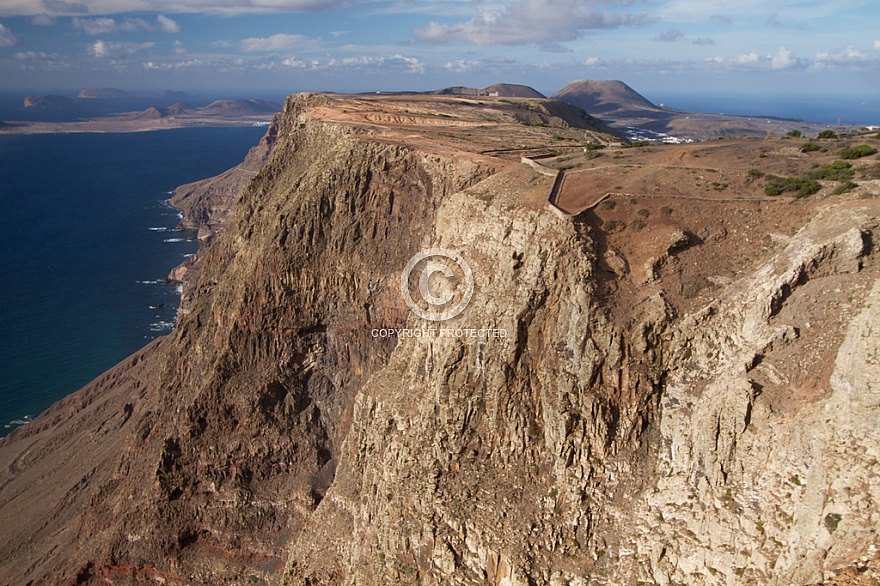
[1,92,879,585]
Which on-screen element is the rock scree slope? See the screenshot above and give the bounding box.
[0,92,879,585]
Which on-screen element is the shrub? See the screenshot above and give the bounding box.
[837,145,877,159]
[637,208,650,218]
[808,160,853,181]
[817,130,838,139]
[629,218,647,231]
[585,143,605,151]
[604,219,623,232]
[786,130,803,138]
[660,206,674,214]
[801,142,821,152]
[833,180,858,195]
[596,199,616,210]
[764,174,821,198]
[747,168,764,178]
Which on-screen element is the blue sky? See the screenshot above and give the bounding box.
[0,0,878,104]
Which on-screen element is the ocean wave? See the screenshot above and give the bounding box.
[4,414,34,429]
[163,237,186,243]
[182,253,194,258]
[148,226,169,232]
[148,321,175,332]
[135,279,160,284]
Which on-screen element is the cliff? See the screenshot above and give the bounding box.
[1,92,879,585]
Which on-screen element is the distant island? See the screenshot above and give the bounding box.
[0,98,282,134]
[23,95,76,109]
[77,88,189,99]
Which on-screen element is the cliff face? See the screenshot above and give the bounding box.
[1,92,879,585]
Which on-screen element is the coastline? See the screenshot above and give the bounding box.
[0,115,274,135]
[0,125,271,437]
[164,114,279,313]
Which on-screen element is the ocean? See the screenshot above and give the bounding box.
[0,126,267,435]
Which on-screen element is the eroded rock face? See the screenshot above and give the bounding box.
[1,92,878,586]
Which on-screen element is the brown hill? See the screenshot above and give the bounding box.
[23,94,75,109]
[198,99,282,116]
[553,78,835,140]
[430,83,545,98]
[134,106,166,120]
[165,102,194,115]
[553,79,662,117]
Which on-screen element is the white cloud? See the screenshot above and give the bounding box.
[281,56,307,67]
[71,15,179,34]
[414,0,651,46]
[172,39,186,54]
[813,44,879,69]
[241,33,314,52]
[0,22,17,47]
[2,0,357,16]
[144,58,204,70]
[88,39,155,58]
[156,14,180,33]
[771,46,795,69]
[333,54,424,74]
[732,51,760,64]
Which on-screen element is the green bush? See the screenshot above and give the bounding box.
[801,142,821,152]
[747,168,764,178]
[817,130,838,139]
[764,174,821,198]
[837,145,877,159]
[808,160,853,181]
[833,180,858,195]
[786,130,803,138]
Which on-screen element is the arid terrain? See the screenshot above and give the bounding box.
[554,79,859,141]
[1,91,879,585]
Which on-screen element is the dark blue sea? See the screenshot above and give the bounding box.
[0,126,266,435]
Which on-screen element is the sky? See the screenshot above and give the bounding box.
[0,0,878,107]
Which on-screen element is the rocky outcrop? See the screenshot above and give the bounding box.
[1,92,878,586]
